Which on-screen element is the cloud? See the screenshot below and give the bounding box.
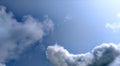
[106,22,120,32]
[0,6,54,66]
[109,56,120,66]
[64,15,72,22]
[0,63,5,66]
[46,43,120,66]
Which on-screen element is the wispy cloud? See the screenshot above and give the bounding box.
[64,15,72,22]
[106,22,120,32]
[46,43,120,66]
[0,6,54,66]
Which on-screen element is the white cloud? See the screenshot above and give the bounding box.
[0,63,5,66]
[106,22,120,32]
[0,6,54,66]
[64,15,72,22]
[46,43,120,66]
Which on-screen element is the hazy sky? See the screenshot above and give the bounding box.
[0,0,120,66]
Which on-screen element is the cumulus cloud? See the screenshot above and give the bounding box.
[46,43,120,66]
[0,6,54,66]
[109,56,120,66]
[106,22,120,32]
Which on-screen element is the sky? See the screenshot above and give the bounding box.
[0,0,120,66]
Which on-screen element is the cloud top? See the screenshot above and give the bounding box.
[46,43,120,66]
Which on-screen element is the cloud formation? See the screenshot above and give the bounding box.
[106,22,120,32]
[0,6,54,66]
[46,43,120,66]
[0,63,5,66]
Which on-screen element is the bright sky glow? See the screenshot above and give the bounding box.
[117,13,120,18]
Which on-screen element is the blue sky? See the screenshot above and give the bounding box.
[0,0,120,66]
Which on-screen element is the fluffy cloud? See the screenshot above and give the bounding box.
[106,22,120,32]
[46,43,120,66]
[0,6,54,66]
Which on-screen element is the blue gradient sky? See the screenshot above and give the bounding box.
[0,0,120,66]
